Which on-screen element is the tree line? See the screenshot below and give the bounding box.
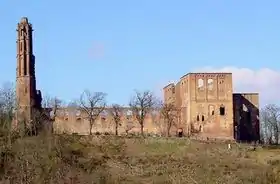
[260,104,280,144]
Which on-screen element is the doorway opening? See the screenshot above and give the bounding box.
[177,128,183,137]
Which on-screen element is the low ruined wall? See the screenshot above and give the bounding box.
[53,117,170,136]
[51,107,183,136]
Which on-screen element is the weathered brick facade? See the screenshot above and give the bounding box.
[163,73,260,141]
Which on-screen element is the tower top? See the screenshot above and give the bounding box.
[20,17,28,24]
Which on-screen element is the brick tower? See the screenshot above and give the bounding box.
[15,17,42,128]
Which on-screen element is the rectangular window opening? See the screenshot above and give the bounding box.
[220,107,225,116]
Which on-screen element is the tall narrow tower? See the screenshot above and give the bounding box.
[15,17,42,126]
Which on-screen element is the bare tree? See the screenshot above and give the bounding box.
[0,82,16,148]
[108,104,123,136]
[0,82,16,131]
[261,104,280,144]
[160,102,178,137]
[129,90,157,136]
[42,94,63,120]
[79,90,107,135]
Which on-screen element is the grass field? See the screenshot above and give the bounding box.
[0,134,280,183]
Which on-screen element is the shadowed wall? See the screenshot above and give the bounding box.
[233,93,259,142]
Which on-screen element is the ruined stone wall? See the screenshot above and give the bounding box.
[162,82,184,134]
[175,81,182,128]
[187,73,234,139]
[177,75,190,133]
[233,93,260,141]
[164,72,235,139]
[163,83,176,104]
[52,107,170,136]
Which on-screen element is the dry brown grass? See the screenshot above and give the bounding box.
[0,134,280,183]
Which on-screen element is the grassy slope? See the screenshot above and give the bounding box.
[0,135,280,184]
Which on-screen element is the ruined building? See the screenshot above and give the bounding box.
[14,17,162,135]
[163,73,260,141]
[13,18,260,140]
[14,17,42,129]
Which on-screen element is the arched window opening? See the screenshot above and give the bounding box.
[126,110,132,120]
[76,110,81,117]
[209,105,215,116]
[197,115,200,121]
[197,78,204,89]
[202,115,204,121]
[207,79,213,90]
[242,104,248,112]
[220,106,225,116]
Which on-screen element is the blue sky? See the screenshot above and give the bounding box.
[0,0,280,105]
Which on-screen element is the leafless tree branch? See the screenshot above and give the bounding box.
[160,102,179,137]
[79,90,107,135]
[129,90,157,136]
[261,104,280,144]
[108,104,123,136]
[0,82,16,130]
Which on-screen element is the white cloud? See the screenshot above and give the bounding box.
[193,66,280,105]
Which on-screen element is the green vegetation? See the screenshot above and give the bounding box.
[0,134,279,184]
